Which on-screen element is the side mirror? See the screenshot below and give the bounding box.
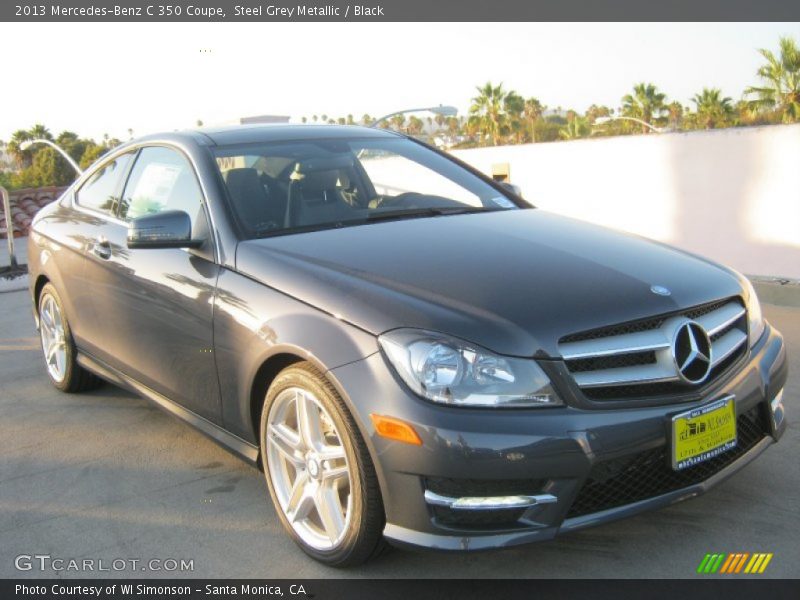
[127,210,203,249]
[498,181,523,198]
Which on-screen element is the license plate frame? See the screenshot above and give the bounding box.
[670,395,737,471]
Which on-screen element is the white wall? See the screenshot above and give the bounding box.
[451,124,800,280]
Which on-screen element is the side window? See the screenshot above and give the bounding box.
[119,147,206,232]
[75,152,134,216]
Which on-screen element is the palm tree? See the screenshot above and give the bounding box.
[745,36,800,123]
[7,129,33,167]
[389,114,406,132]
[29,124,53,141]
[585,104,611,123]
[446,116,460,137]
[469,82,508,145]
[666,101,684,129]
[503,91,525,143]
[734,100,762,125]
[523,97,545,142]
[622,83,668,133]
[559,115,590,140]
[692,88,734,129]
[407,116,425,136]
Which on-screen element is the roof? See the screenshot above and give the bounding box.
[135,124,400,147]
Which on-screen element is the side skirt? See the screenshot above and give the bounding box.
[76,352,260,465]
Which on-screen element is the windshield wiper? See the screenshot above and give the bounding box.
[365,206,492,223]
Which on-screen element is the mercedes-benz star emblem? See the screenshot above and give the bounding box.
[651,285,671,296]
[672,321,712,384]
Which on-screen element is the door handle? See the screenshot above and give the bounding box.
[92,235,111,260]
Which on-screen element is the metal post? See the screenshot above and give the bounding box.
[0,185,17,270]
[20,139,83,176]
[370,105,458,128]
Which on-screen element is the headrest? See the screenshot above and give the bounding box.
[299,170,341,192]
[224,168,262,190]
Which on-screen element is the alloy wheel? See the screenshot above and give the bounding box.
[265,387,353,550]
[39,294,67,383]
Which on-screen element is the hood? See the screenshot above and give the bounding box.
[236,209,743,357]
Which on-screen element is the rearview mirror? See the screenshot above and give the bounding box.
[127,210,203,249]
[293,154,354,177]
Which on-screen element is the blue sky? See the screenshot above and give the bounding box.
[1,22,798,141]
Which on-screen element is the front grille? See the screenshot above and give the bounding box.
[566,404,770,518]
[561,299,731,344]
[567,351,658,373]
[584,342,745,400]
[559,297,748,402]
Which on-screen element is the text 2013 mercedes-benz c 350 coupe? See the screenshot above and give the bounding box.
[28,125,787,566]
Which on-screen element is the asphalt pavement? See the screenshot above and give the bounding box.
[0,285,797,578]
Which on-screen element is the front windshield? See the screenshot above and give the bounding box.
[213,136,521,238]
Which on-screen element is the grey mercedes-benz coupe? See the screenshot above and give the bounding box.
[28,125,787,566]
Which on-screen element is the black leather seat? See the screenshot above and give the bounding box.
[286,169,354,228]
[224,168,280,233]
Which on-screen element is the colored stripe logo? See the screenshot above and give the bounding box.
[696,553,773,574]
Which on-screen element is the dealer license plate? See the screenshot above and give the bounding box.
[671,396,737,470]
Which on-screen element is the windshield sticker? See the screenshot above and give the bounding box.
[491,196,516,208]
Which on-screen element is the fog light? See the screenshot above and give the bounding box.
[424,490,557,510]
[770,388,784,414]
[768,387,785,433]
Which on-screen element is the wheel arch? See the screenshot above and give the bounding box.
[246,346,380,476]
[249,352,306,465]
[32,274,51,327]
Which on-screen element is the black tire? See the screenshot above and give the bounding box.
[38,283,103,393]
[259,362,386,567]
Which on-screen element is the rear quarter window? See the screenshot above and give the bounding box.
[75,152,134,216]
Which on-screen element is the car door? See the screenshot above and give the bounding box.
[81,145,222,421]
[64,151,137,353]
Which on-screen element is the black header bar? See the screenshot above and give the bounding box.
[3,579,800,600]
[3,0,800,22]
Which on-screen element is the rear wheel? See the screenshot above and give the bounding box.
[38,283,103,393]
[259,362,385,566]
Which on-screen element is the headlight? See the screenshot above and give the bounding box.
[742,276,765,346]
[379,329,562,408]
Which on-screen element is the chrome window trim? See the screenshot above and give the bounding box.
[72,140,221,264]
[72,149,137,223]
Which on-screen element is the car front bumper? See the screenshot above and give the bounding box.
[328,322,787,551]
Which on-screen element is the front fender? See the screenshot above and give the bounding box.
[213,268,378,443]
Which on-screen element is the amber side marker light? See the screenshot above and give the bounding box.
[370,414,423,446]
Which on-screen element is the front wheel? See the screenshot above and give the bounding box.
[259,362,385,566]
[38,283,103,393]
